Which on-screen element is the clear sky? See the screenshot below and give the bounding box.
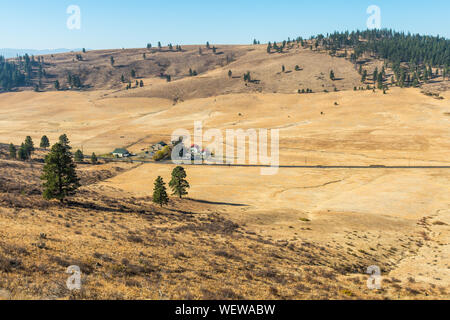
[1,0,449,50]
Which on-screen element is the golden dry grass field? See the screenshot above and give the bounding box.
[0,46,449,300]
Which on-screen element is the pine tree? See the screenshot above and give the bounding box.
[59,134,71,148]
[377,72,384,89]
[362,70,367,83]
[140,80,144,87]
[152,176,169,207]
[40,135,50,149]
[9,143,16,159]
[54,80,60,90]
[24,136,34,158]
[330,70,335,81]
[110,56,115,66]
[74,149,84,162]
[169,166,190,199]
[91,153,98,164]
[18,143,28,161]
[282,65,285,73]
[228,70,232,78]
[41,143,80,203]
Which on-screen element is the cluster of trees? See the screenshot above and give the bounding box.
[189,68,198,76]
[243,71,251,82]
[0,54,45,91]
[298,88,313,94]
[67,73,83,88]
[0,56,26,91]
[9,136,35,161]
[267,37,304,54]
[152,166,190,207]
[9,134,101,202]
[147,42,183,52]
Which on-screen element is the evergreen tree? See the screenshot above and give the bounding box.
[373,68,378,84]
[41,143,80,203]
[362,70,367,83]
[152,176,169,207]
[24,136,34,158]
[9,143,16,159]
[91,153,98,164]
[228,70,232,78]
[282,65,285,73]
[377,72,384,89]
[140,80,144,87]
[54,80,60,90]
[169,166,190,199]
[40,135,50,149]
[330,70,335,81]
[110,56,115,66]
[74,149,84,162]
[131,69,136,78]
[58,134,71,149]
[18,143,28,161]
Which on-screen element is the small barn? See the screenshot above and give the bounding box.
[112,148,130,158]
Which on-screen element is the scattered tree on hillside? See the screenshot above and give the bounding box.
[54,80,60,90]
[169,166,190,199]
[140,80,144,87]
[40,135,50,149]
[74,149,84,163]
[9,143,16,159]
[361,70,367,83]
[41,142,80,203]
[152,176,169,207]
[59,134,71,148]
[330,70,335,81]
[110,56,115,66]
[91,153,98,164]
[131,69,136,78]
[24,136,34,159]
[243,72,251,82]
[228,70,232,78]
[18,144,28,161]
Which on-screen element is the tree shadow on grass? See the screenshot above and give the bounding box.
[186,198,249,207]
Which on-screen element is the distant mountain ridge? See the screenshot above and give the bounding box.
[0,48,84,58]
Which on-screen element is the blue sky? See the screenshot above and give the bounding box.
[1,0,449,50]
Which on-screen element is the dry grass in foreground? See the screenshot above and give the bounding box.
[0,147,447,300]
